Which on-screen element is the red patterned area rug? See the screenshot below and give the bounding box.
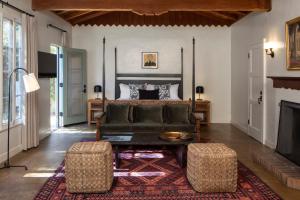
[34,150,281,200]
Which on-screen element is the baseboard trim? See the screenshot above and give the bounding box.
[39,128,51,141]
[265,139,276,149]
[231,121,248,134]
[39,133,50,141]
[0,145,23,164]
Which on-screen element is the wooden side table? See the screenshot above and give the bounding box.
[88,99,103,125]
[195,100,211,125]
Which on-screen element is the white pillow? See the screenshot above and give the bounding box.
[119,83,130,99]
[145,84,155,90]
[169,84,180,100]
[145,83,180,99]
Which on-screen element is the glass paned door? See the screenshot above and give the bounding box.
[15,23,24,120]
[50,45,59,130]
[2,18,13,124]
[2,18,24,126]
[61,48,87,126]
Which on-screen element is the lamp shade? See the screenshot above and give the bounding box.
[196,86,204,94]
[23,73,40,93]
[94,85,102,93]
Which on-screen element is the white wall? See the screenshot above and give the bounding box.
[35,11,72,140]
[72,26,232,123]
[231,0,300,148]
[0,0,72,163]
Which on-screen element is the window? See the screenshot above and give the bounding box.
[15,23,24,121]
[2,18,13,124]
[2,18,24,125]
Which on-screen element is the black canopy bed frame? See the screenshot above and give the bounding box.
[97,37,201,142]
[101,37,196,111]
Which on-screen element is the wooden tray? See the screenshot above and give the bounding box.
[159,131,193,142]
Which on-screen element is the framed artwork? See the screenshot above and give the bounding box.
[142,52,158,69]
[286,17,300,70]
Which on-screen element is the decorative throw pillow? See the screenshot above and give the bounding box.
[129,84,144,99]
[157,84,171,100]
[133,105,163,123]
[165,104,190,124]
[119,83,130,99]
[169,84,180,100]
[106,104,130,123]
[139,89,159,100]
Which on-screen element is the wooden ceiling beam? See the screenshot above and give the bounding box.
[206,11,237,21]
[64,11,93,20]
[228,11,248,16]
[70,11,110,25]
[54,10,70,15]
[75,11,232,27]
[33,0,271,14]
[194,12,233,26]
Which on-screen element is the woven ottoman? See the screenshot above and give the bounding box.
[65,142,113,193]
[187,143,237,192]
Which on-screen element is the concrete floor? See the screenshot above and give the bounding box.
[0,124,300,200]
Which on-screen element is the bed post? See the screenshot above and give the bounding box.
[115,47,117,100]
[102,37,106,111]
[192,38,201,141]
[97,37,106,141]
[192,38,195,112]
[181,47,184,99]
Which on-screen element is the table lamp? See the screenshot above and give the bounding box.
[94,85,102,99]
[196,86,204,101]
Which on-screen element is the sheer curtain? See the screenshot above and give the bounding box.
[61,31,69,47]
[21,14,39,150]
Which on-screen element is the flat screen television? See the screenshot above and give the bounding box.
[38,51,57,78]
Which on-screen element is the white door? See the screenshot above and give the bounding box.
[61,48,87,126]
[248,44,264,143]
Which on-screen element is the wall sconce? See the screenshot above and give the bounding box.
[264,42,275,58]
[265,48,275,58]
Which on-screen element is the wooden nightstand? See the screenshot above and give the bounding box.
[88,99,103,125]
[195,100,211,125]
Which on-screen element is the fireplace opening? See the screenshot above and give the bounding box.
[276,100,300,166]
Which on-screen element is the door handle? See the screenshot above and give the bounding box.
[258,97,262,104]
[258,91,263,104]
[82,84,87,93]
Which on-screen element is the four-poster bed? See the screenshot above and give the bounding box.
[97,37,200,141]
[101,38,197,108]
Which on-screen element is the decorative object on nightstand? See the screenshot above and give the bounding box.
[0,68,40,171]
[88,99,103,125]
[195,100,211,125]
[94,85,102,99]
[196,86,204,100]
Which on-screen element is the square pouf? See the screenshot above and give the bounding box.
[187,143,237,192]
[65,142,113,193]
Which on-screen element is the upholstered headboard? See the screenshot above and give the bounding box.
[114,48,184,100]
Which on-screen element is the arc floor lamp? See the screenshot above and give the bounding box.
[0,68,40,170]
